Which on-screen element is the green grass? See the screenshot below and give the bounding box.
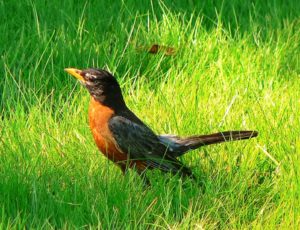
[1,0,300,228]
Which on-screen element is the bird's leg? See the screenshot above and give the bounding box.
[118,164,127,175]
[119,163,150,187]
[137,170,151,187]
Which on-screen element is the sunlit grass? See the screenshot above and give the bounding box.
[0,0,299,229]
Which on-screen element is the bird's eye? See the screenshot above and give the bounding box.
[85,73,98,80]
[85,73,96,80]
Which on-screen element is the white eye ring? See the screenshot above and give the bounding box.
[85,73,97,78]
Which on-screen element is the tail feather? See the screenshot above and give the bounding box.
[182,130,258,149]
[159,130,258,157]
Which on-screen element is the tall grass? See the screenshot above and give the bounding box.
[0,0,299,228]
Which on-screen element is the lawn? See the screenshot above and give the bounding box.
[0,0,299,229]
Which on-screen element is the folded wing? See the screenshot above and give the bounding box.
[108,116,193,176]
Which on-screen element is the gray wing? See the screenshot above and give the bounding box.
[108,116,191,174]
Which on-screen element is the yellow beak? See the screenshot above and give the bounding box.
[64,68,85,82]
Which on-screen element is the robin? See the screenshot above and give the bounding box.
[65,68,258,181]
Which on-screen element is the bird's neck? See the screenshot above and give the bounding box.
[90,93,127,113]
[90,95,149,130]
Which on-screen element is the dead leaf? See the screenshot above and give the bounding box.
[148,44,176,55]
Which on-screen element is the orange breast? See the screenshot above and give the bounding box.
[88,97,147,171]
[88,97,127,162]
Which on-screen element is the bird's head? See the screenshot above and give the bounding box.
[65,67,125,108]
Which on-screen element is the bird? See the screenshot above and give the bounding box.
[64,67,258,182]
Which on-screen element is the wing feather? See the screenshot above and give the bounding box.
[108,116,191,175]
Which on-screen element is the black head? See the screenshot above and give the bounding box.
[65,67,126,109]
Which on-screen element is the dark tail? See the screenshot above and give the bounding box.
[183,130,258,150]
[159,131,258,157]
